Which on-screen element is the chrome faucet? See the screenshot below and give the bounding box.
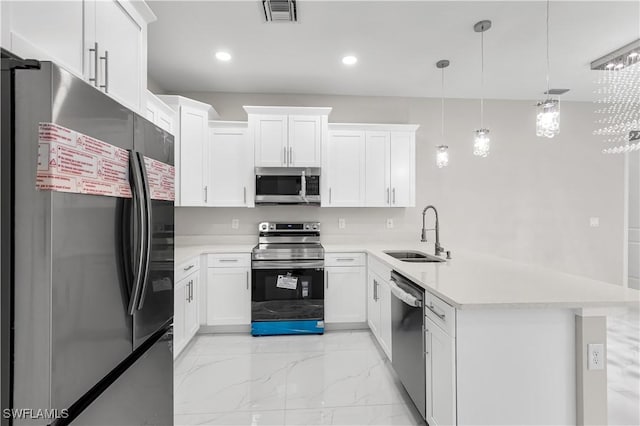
[421,205,447,257]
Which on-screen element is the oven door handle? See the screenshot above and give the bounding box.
[251,260,325,270]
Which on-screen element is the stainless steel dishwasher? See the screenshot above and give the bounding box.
[389,270,426,419]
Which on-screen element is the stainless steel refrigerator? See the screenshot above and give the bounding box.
[1,52,174,426]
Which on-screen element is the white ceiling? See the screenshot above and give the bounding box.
[147,1,640,101]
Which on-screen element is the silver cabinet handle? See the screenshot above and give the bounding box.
[373,279,378,301]
[243,186,247,204]
[427,304,446,320]
[392,188,396,204]
[219,258,238,263]
[183,264,194,272]
[336,258,355,262]
[329,188,332,204]
[386,187,390,204]
[284,146,287,165]
[190,280,194,302]
[89,42,98,86]
[246,271,249,290]
[99,50,109,93]
[289,147,293,165]
[325,270,329,289]
[186,281,190,302]
[424,326,429,356]
[204,186,208,203]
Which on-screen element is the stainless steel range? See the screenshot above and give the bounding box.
[251,222,325,336]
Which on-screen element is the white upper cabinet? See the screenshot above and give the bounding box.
[327,123,417,208]
[245,106,331,168]
[207,122,254,207]
[323,130,366,207]
[146,91,175,134]
[389,131,416,207]
[288,115,323,167]
[2,1,84,77]
[158,96,218,207]
[2,0,155,113]
[253,114,288,167]
[365,131,391,207]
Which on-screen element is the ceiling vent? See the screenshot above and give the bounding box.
[263,0,297,22]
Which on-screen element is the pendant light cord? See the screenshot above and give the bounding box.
[546,0,551,96]
[480,29,485,128]
[441,67,445,138]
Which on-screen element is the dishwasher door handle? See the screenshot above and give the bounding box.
[389,277,421,307]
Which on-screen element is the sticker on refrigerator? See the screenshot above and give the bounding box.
[143,156,175,201]
[276,274,298,290]
[36,123,132,198]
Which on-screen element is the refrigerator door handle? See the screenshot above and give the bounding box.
[127,150,147,315]
[136,152,153,311]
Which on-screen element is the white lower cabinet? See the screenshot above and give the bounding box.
[206,266,251,326]
[174,257,200,359]
[324,265,367,323]
[367,270,392,359]
[425,310,457,425]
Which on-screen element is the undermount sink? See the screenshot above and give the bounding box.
[383,250,446,263]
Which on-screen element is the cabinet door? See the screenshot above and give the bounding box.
[206,268,251,326]
[156,110,174,135]
[185,273,199,339]
[5,1,84,77]
[288,115,322,167]
[325,267,366,323]
[208,126,252,207]
[324,131,365,207]
[91,0,142,111]
[173,280,187,357]
[179,105,208,206]
[367,272,381,336]
[426,318,456,426]
[365,131,391,207]
[389,132,415,207]
[253,115,288,167]
[378,280,393,360]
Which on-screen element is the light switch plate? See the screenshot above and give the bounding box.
[338,218,346,229]
[231,219,239,229]
[590,217,600,227]
[587,343,605,370]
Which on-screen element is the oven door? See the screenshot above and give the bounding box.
[251,261,324,335]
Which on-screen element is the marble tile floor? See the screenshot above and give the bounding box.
[174,330,425,426]
[608,308,640,426]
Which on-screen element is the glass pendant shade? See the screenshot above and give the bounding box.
[473,129,490,157]
[436,145,449,168]
[536,98,560,138]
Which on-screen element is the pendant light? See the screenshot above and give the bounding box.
[536,0,560,138]
[473,20,492,157]
[436,59,450,168]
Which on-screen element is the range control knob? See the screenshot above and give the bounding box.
[312,225,318,230]
[305,224,310,229]
[270,224,275,230]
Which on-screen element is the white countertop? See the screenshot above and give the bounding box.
[176,241,640,310]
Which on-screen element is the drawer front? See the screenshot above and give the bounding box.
[367,254,391,281]
[325,252,366,267]
[424,292,456,337]
[176,256,200,283]
[208,253,251,268]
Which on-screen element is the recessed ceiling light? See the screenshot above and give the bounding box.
[628,52,639,59]
[342,55,357,66]
[614,62,625,69]
[605,63,615,69]
[215,51,231,62]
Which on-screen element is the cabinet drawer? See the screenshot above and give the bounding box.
[425,292,456,337]
[207,253,251,268]
[325,252,366,267]
[368,255,391,281]
[175,256,200,283]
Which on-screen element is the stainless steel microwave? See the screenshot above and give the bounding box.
[255,167,320,205]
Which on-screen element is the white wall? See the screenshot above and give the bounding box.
[174,91,624,285]
[628,151,640,290]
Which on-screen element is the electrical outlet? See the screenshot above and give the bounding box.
[386,218,394,229]
[338,218,346,229]
[587,343,605,370]
[590,217,600,227]
[231,219,239,230]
